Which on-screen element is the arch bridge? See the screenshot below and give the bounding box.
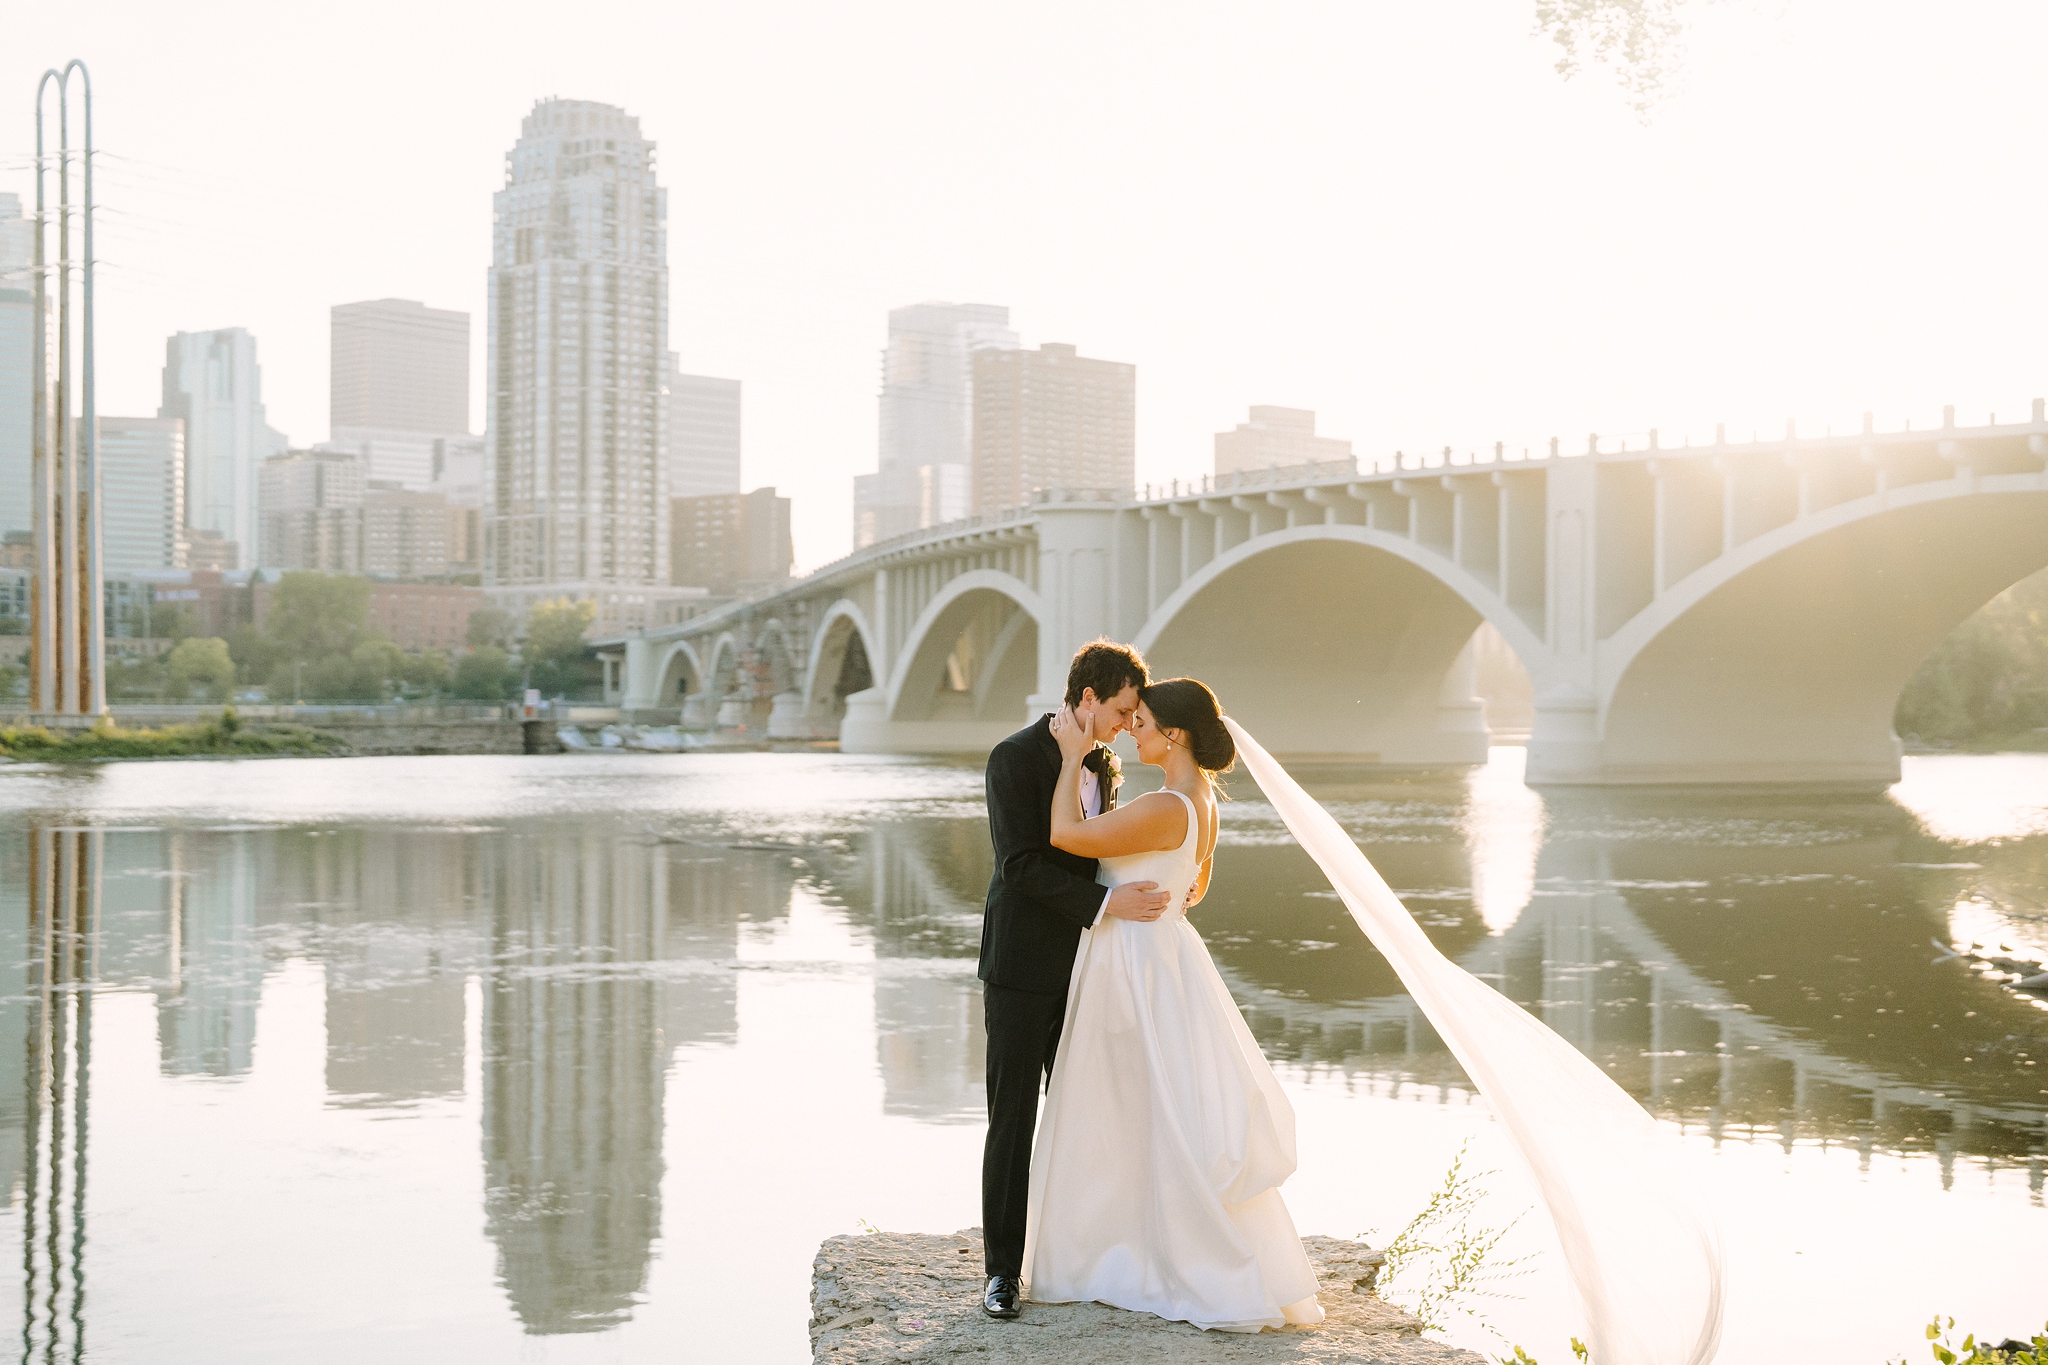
[611,406,2048,784]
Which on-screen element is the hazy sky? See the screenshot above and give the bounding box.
[6,1,2044,571]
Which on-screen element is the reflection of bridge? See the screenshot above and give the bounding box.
[612,415,2048,783]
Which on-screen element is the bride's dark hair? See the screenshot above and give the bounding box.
[1140,677,1235,776]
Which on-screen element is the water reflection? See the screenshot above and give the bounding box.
[0,750,2043,1356]
[12,830,97,1361]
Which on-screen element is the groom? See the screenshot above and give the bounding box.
[977,638,1171,1320]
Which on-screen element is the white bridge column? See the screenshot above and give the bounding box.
[1027,502,1122,719]
[1525,458,1603,784]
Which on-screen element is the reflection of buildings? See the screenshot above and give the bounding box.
[156,833,263,1077]
[1201,783,2048,1184]
[840,821,990,1122]
[281,829,487,1107]
[481,830,670,1334]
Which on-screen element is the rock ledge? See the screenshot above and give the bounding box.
[811,1229,1491,1363]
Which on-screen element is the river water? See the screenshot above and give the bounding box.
[0,749,2042,1363]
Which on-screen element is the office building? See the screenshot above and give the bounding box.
[320,428,484,495]
[184,528,237,573]
[970,342,1135,516]
[259,449,365,572]
[486,99,687,635]
[1213,406,1352,477]
[97,417,186,573]
[0,192,32,539]
[159,328,288,567]
[853,302,1015,548]
[331,298,469,436]
[671,487,791,593]
[362,483,453,579]
[666,360,741,499]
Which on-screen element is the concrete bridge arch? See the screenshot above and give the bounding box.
[1132,524,1541,761]
[1576,479,2048,784]
[842,569,1044,753]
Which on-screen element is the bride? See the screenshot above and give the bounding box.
[1021,676,1325,1331]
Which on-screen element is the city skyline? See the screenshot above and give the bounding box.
[4,2,2047,578]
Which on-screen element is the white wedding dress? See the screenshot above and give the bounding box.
[1022,786,1324,1331]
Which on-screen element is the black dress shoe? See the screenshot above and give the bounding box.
[983,1275,1022,1319]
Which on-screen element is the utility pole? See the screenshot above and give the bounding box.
[29,60,102,722]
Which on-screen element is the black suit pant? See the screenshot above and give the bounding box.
[981,981,1066,1278]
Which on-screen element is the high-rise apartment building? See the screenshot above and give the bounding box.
[362,484,453,579]
[331,298,469,435]
[970,342,1135,516]
[0,193,33,539]
[97,416,186,573]
[1213,406,1352,477]
[854,302,1015,548]
[159,328,288,569]
[259,449,365,572]
[671,487,791,593]
[665,360,741,499]
[486,99,683,634]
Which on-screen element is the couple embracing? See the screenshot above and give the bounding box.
[977,639,1324,1332]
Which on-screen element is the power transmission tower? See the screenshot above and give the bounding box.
[29,59,103,721]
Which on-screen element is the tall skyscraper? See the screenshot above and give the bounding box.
[331,298,469,435]
[159,328,288,570]
[97,416,186,573]
[665,358,741,498]
[486,99,682,633]
[853,302,1016,548]
[1213,406,1352,477]
[324,298,477,493]
[971,342,1136,517]
[0,192,33,540]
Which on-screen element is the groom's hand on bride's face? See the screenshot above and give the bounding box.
[1104,881,1170,922]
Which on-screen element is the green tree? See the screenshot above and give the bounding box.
[523,597,599,699]
[452,645,517,701]
[263,573,373,672]
[1897,567,2048,744]
[466,606,517,651]
[399,649,452,697]
[301,638,406,703]
[166,637,236,702]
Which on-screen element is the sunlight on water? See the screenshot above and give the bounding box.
[0,751,2041,1363]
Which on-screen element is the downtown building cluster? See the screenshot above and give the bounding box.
[0,96,1354,687]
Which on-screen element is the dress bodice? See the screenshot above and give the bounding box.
[1096,787,1203,918]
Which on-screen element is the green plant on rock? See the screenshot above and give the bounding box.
[1370,1141,1536,1341]
[1499,1342,1587,1365]
[1889,1316,2048,1365]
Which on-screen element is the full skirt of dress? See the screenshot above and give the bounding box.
[1022,911,1324,1331]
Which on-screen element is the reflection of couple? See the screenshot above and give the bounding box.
[978,640,1322,1329]
[977,640,1726,1361]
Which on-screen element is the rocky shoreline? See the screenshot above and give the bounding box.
[810,1229,1491,1363]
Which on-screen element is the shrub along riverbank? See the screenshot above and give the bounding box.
[0,709,341,762]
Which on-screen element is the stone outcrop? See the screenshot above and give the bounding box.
[810,1229,1492,1363]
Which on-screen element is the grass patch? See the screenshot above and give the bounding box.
[0,708,343,762]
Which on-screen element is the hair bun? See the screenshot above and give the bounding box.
[1190,714,1236,773]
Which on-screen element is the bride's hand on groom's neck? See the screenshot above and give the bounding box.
[1051,705,1097,764]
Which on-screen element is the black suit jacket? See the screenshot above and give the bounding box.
[978,715,1112,995]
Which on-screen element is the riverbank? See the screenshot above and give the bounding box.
[809,1230,1487,1363]
[0,712,341,762]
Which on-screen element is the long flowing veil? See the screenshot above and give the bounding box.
[1223,718,1724,1365]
